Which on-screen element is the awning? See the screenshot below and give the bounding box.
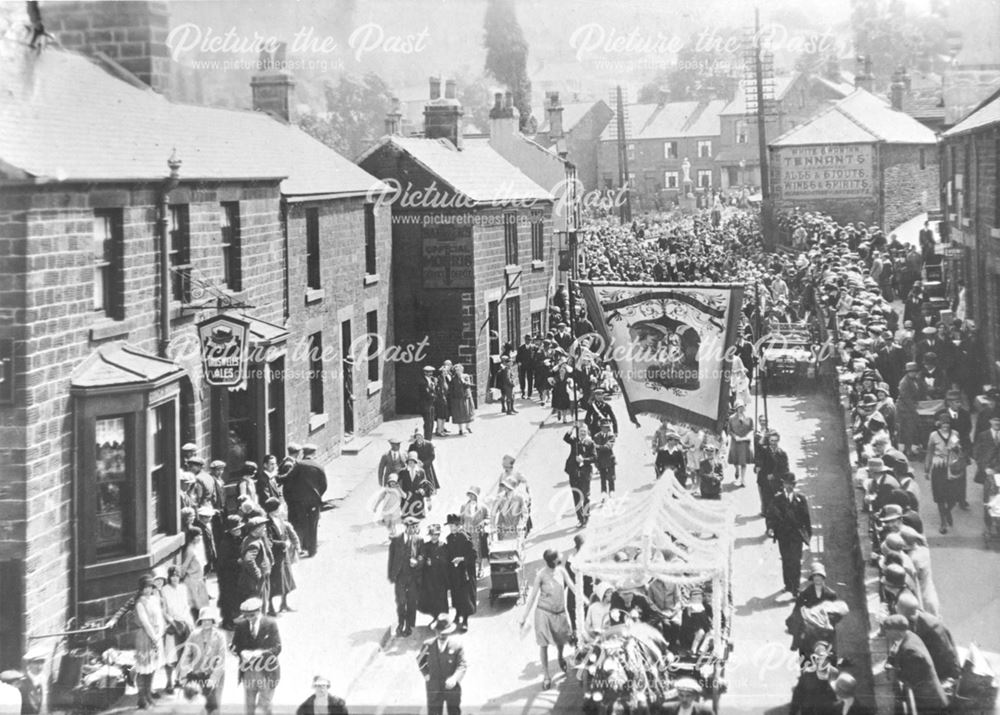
[71,342,183,390]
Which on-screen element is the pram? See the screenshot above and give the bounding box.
[488,537,525,605]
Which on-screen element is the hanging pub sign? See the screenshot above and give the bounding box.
[197,314,251,388]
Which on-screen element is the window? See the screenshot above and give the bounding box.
[220,202,242,291]
[964,141,972,218]
[364,203,377,276]
[306,208,321,290]
[735,121,748,144]
[626,143,635,161]
[366,310,380,383]
[531,210,544,261]
[531,310,544,337]
[169,205,191,302]
[95,416,132,558]
[727,166,739,186]
[505,297,521,347]
[308,332,324,416]
[604,177,615,190]
[697,170,712,188]
[150,401,174,537]
[503,211,518,265]
[627,173,636,188]
[664,171,679,189]
[93,209,124,320]
[267,357,285,458]
[697,140,712,158]
[663,141,677,159]
[919,148,926,171]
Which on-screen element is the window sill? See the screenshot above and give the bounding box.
[531,260,545,272]
[366,380,382,396]
[82,533,185,581]
[504,265,521,275]
[309,413,328,432]
[364,273,380,286]
[305,288,325,304]
[90,317,130,342]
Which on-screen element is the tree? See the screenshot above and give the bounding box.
[483,0,532,131]
[297,72,394,159]
[851,0,951,89]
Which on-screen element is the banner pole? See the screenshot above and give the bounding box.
[569,230,580,427]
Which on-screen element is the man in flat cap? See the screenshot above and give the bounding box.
[662,677,712,714]
[388,517,424,637]
[238,517,273,610]
[766,472,812,595]
[216,514,245,629]
[232,598,281,715]
[418,365,437,440]
[378,437,407,488]
[883,614,949,712]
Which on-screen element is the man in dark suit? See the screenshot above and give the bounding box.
[584,387,618,436]
[496,355,517,414]
[592,419,617,497]
[943,389,972,508]
[874,331,907,399]
[767,472,812,595]
[13,646,46,715]
[515,334,534,398]
[756,430,789,518]
[283,444,327,557]
[388,517,423,636]
[418,365,437,440]
[661,677,713,714]
[974,389,1000,437]
[823,673,873,715]
[973,414,1000,489]
[883,614,949,712]
[417,615,467,715]
[295,675,348,715]
[231,598,281,715]
[377,437,407,488]
[895,592,961,683]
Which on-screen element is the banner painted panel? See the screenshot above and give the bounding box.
[579,281,744,432]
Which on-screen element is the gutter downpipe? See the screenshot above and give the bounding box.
[158,151,182,357]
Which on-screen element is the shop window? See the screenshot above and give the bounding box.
[530,310,544,337]
[220,202,242,291]
[95,415,133,558]
[93,209,124,320]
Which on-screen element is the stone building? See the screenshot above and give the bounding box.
[597,99,729,212]
[359,80,555,414]
[533,94,614,193]
[769,89,939,231]
[0,8,390,662]
[938,87,1000,379]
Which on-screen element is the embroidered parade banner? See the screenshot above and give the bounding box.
[578,281,745,432]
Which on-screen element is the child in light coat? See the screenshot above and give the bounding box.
[373,474,405,540]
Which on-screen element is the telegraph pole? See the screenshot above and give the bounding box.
[752,7,774,250]
[614,85,632,224]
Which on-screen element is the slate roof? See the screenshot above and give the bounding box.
[771,89,938,147]
[360,136,554,204]
[943,87,1000,137]
[0,44,384,196]
[71,342,183,389]
[720,75,804,116]
[600,100,727,141]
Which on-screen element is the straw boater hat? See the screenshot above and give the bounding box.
[432,613,456,635]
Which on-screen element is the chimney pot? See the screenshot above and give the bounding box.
[504,91,513,109]
[429,76,441,100]
[445,79,457,100]
[251,44,296,123]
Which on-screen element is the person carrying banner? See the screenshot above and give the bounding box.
[563,423,596,528]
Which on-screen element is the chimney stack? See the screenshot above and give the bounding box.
[385,97,402,136]
[43,0,172,94]
[424,76,463,148]
[854,55,874,92]
[489,88,519,141]
[546,91,564,140]
[889,67,908,111]
[251,42,296,123]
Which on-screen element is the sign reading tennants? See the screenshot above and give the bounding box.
[775,144,872,199]
[198,314,251,388]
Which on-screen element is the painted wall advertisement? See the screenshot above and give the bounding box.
[423,226,473,289]
[776,144,873,200]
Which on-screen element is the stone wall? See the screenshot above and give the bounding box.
[881,144,939,232]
